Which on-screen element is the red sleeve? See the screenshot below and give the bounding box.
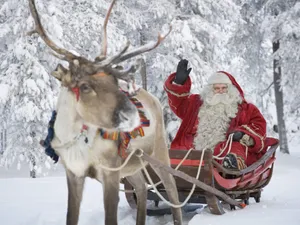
[235,104,267,153]
[164,73,195,120]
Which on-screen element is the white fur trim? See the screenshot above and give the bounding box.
[164,85,190,97]
[207,72,232,85]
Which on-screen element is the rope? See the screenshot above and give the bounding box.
[121,148,194,193]
[51,130,92,150]
[240,143,249,159]
[143,147,195,190]
[213,133,234,160]
[137,148,206,208]
[93,148,141,172]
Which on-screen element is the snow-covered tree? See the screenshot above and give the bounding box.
[0,0,61,176]
[261,0,300,152]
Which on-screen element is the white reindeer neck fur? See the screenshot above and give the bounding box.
[54,87,83,141]
[52,87,100,176]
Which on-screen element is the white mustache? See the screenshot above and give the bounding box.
[206,93,232,105]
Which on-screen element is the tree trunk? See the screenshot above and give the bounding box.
[175,0,181,9]
[0,129,7,155]
[139,58,147,91]
[29,152,37,178]
[137,28,147,91]
[30,168,36,178]
[273,40,289,154]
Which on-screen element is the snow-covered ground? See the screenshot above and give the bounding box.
[0,148,299,225]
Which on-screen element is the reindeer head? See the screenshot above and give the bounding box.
[28,0,171,131]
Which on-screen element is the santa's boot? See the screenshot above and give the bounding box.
[223,153,246,170]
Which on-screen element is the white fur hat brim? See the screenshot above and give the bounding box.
[207,72,232,85]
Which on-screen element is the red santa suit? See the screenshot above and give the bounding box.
[164,71,267,167]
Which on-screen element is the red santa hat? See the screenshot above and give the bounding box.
[207,72,232,85]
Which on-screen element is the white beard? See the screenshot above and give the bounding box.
[194,84,242,152]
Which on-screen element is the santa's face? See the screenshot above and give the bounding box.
[205,84,230,105]
[202,83,242,107]
[213,83,228,94]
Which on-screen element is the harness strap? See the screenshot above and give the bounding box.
[99,96,150,158]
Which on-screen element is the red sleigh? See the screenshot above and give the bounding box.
[123,137,279,215]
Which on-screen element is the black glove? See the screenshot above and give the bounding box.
[174,59,192,85]
[232,131,245,142]
[41,110,59,163]
[45,146,59,163]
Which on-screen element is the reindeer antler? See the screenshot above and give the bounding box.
[97,0,117,61]
[95,23,172,82]
[28,0,88,62]
[114,26,172,64]
[95,0,172,70]
[96,25,172,68]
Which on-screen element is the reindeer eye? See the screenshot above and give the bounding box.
[80,83,92,93]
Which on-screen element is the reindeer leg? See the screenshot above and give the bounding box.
[149,165,183,225]
[101,170,120,225]
[126,171,147,225]
[66,169,85,225]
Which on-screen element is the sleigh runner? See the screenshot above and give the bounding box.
[122,137,279,215]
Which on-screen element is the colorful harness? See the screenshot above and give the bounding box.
[98,93,150,158]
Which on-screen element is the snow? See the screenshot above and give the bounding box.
[0,83,10,104]
[0,148,299,225]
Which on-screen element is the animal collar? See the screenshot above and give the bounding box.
[98,95,150,158]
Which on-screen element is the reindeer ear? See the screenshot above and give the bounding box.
[51,64,68,80]
[51,64,72,86]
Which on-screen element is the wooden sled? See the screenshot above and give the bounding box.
[122,137,279,215]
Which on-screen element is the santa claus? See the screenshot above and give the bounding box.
[164,59,267,170]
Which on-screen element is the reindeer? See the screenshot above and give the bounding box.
[28,0,182,225]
